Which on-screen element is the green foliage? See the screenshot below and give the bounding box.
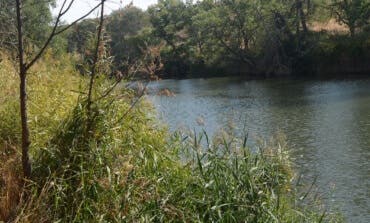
[0,58,20,143]
[167,132,335,222]
[59,0,370,78]
[0,0,55,49]
[106,6,151,70]
[67,6,155,76]
[147,0,194,77]
[145,0,325,77]
[0,0,15,47]
[67,19,97,55]
[0,101,20,144]
[330,0,370,36]
[0,53,81,145]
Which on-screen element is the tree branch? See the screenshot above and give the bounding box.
[25,0,68,70]
[86,0,106,128]
[54,3,103,36]
[115,80,150,125]
[25,0,102,70]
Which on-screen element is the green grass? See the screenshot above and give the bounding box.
[0,54,343,222]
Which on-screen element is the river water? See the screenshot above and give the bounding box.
[147,77,370,222]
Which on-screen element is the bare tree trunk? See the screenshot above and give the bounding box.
[296,0,308,34]
[15,0,31,179]
[13,0,104,179]
[87,0,105,107]
[86,0,105,132]
[19,69,31,179]
[296,0,300,35]
[299,1,308,34]
[349,25,355,37]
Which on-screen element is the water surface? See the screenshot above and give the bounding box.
[147,77,370,222]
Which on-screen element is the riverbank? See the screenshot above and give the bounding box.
[0,57,341,222]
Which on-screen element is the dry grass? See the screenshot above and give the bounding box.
[11,182,54,223]
[309,19,349,34]
[0,52,82,222]
[0,55,18,106]
[0,143,23,222]
[0,54,22,222]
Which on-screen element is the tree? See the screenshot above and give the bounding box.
[148,0,190,53]
[67,19,97,55]
[1,0,55,50]
[148,0,193,76]
[292,0,312,36]
[14,0,105,179]
[190,0,259,66]
[331,0,370,36]
[0,0,15,47]
[106,6,151,71]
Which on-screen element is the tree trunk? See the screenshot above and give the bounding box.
[298,0,308,34]
[349,25,355,37]
[296,0,300,35]
[16,0,31,179]
[20,69,31,179]
[86,0,105,133]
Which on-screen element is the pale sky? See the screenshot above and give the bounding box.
[53,0,158,23]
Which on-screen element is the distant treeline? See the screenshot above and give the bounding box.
[1,0,370,78]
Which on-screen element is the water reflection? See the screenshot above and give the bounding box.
[148,77,370,222]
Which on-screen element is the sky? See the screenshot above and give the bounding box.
[53,0,158,23]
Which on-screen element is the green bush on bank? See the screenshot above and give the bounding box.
[0,56,341,222]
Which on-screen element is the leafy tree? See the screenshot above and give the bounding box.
[148,0,189,53]
[191,0,258,66]
[106,6,151,71]
[0,0,15,47]
[331,0,370,36]
[67,19,97,55]
[148,0,193,76]
[0,0,55,50]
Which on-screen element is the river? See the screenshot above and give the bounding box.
[147,77,370,222]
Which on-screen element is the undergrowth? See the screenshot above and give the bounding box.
[0,54,342,222]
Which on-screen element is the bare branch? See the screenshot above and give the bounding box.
[115,80,150,125]
[61,0,75,16]
[98,77,123,100]
[54,3,103,36]
[25,1,102,70]
[87,0,106,111]
[25,0,68,70]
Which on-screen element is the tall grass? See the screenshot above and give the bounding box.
[0,54,342,222]
[0,52,82,220]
